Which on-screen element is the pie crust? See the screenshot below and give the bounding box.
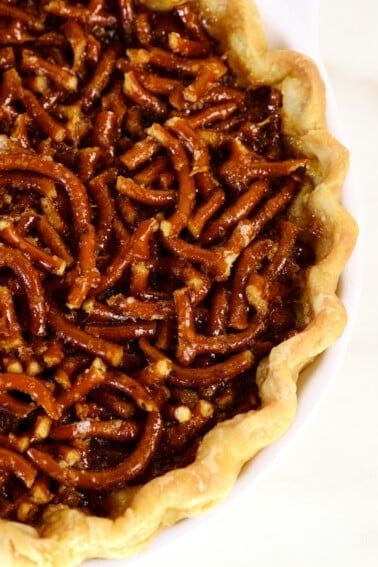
[0,1,358,565]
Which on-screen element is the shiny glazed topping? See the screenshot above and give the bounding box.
[0,0,313,522]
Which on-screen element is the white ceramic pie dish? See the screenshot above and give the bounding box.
[80,1,362,565]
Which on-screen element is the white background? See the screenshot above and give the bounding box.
[87,1,378,566]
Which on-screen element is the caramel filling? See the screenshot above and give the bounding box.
[0,0,313,523]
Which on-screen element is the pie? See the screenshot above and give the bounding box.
[0,1,357,565]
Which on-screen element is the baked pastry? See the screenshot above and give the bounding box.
[0,1,357,565]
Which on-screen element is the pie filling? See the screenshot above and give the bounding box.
[0,0,315,523]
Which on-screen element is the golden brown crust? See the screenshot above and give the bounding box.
[0,1,358,565]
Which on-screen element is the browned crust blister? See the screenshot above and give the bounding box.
[0,0,357,565]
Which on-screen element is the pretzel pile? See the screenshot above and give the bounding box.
[0,0,313,523]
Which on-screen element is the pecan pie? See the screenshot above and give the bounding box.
[0,0,357,565]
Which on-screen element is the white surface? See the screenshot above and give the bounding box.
[86,1,377,566]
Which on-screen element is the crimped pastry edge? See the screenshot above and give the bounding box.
[0,1,358,565]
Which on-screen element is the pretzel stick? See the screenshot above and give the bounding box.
[66,224,100,309]
[0,220,66,275]
[60,20,88,76]
[0,172,57,198]
[197,85,246,108]
[0,431,29,454]
[168,32,212,58]
[174,287,267,365]
[104,370,160,412]
[246,274,289,317]
[139,338,254,388]
[0,244,46,336]
[127,47,201,76]
[47,303,124,367]
[182,57,227,103]
[133,70,182,96]
[156,257,211,305]
[133,155,172,185]
[101,76,127,123]
[0,4,44,32]
[8,113,32,149]
[21,49,78,91]
[96,217,158,294]
[27,411,163,490]
[44,1,118,29]
[164,400,213,452]
[187,102,238,129]
[0,374,59,420]
[37,215,74,266]
[0,21,34,46]
[77,147,101,183]
[187,188,225,239]
[134,11,153,46]
[0,152,91,233]
[39,338,65,368]
[207,284,230,336]
[174,3,208,39]
[2,68,66,142]
[136,358,173,386]
[219,155,308,191]
[159,234,229,280]
[107,295,175,321]
[148,123,196,237]
[0,392,35,420]
[15,211,38,237]
[117,0,136,43]
[116,176,176,207]
[124,70,168,117]
[0,285,42,374]
[92,111,118,164]
[81,44,121,112]
[228,239,275,330]
[82,298,130,323]
[0,447,37,489]
[50,419,141,442]
[200,180,270,245]
[218,177,300,274]
[129,261,150,297]
[0,286,25,350]
[263,220,299,279]
[89,389,136,419]
[84,321,156,340]
[119,137,161,170]
[166,116,211,175]
[93,217,131,294]
[39,197,68,238]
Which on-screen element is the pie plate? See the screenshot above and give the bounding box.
[78,0,362,565]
